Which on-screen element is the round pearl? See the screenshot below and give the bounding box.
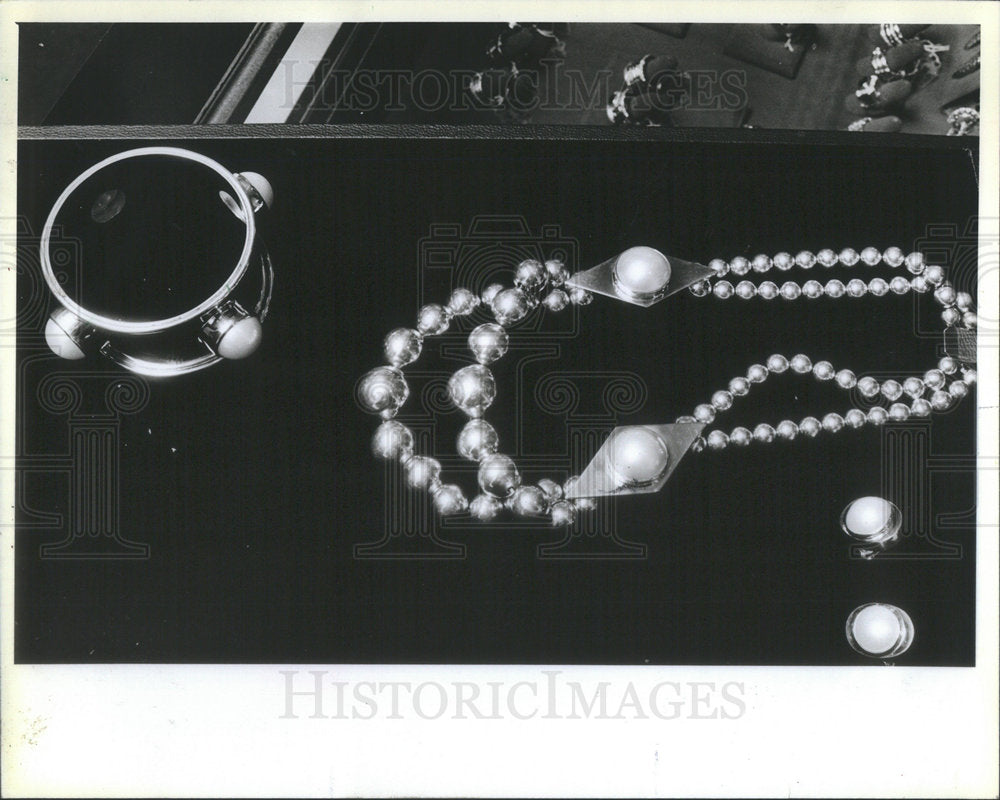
[550,500,576,526]
[846,279,867,298]
[383,328,423,367]
[825,279,845,298]
[729,376,751,396]
[216,316,263,359]
[753,424,775,443]
[708,258,729,276]
[478,453,521,497]
[468,323,509,364]
[514,259,548,294]
[457,419,500,461]
[730,256,750,276]
[780,281,801,300]
[915,276,932,293]
[934,284,957,307]
[613,246,671,300]
[729,427,752,446]
[448,364,496,417]
[860,246,881,266]
[923,369,945,390]
[835,369,857,389]
[857,376,880,399]
[963,368,977,385]
[689,280,711,298]
[799,417,821,437]
[802,279,824,298]
[433,484,468,516]
[903,377,925,398]
[694,403,716,424]
[904,252,925,273]
[359,366,410,418]
[883,246,904,267]
[941,307,962,327]
[747,364,768,383]
[790,354,812,374]
[938,356,959,375]
[758,281,779,300]
[949,380,968,399]
[795,250,816,269]
[868,277,889,296]
[707,430,729,449]
[766,354,789,373]
[447,287,480,316]
[888,403,910,421]
[542,289,569,312]
[537,478,563,503]
[867,406,888,425]
[844,409,866,428]
[568,287,592,305]
[406,456,442,490]
[481,283,504,306]
[889,276,910,295]
[493,288,532,326]
[372,420,414,460]
[881,379,903,401]
[545,259,569,286]
[847,604,913,657]
[930,390,951,411]
[923,265,945,285]
[607,427,670,485]
[839,247,860,266]
[713,280,734,299]
[573,496,597,512]
[816,249,838,267]
[963,311,977,329]
[813,361,835,381]
[509,485,548,517]
[752,254,772,272]
[711,390,734,410]
[911,398,932,417]
[955,291,973,311]
[416,303,451,335]
[776,420,798,440]
[470,494,503,520]
[773,252,794,270]
[735,280,756,299]
[822,413,844,433]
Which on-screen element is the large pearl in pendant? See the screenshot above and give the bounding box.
[448,364,496,417]
[606,427,670,487]
[612,246,671,302]
[841,496,902,544]
[478,453,521,497]
[358,366,409,418]
[846,603,914,658]
[468,323,509,364]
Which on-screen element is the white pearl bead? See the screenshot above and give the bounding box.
[607,427,670,485]
[835,369,857,389]
[867,406,888,425]
[747,364,768,383]
[839,247,860,266]
[881,379,903,401]
[478,453,521,497]
[934,284,957,306]
[963,311,977,329]
[941,307,962,327]
[470,494,503,520]
[542,289,570,312]
[537,478,563,503]
[949,380,968,399]
[845,409,867,428]
[847,603,913,657]
[416,303,451,335]
[447,288,480,316]
[825,279,845,298]
[729,376,750,396]
[550,500,576,526]
[903,377,925,398]
[857,376,880,398]
[846,279,867,298]
[780,281,801,300]
[215,315,263,359]
[911,398,932,417]
[913,276,930,294]
[930,390,951,411]
[963,368,977,385]
[713,280,734,299]
[822,413,844,432]
[938,356,959,374]
[752,254,772,272]
[708,258,729,276]
[802,279,824,298]
[882,246,904,267]
[383,327,423,367]
[816,249,838,267]
[729,427,752,446]
[860,246,881,266]
[545,259,570,286]
[707,430,729,449]
[711,390,734,410]
[514,259,548,294]
[812,361,835,381]
[955,291,973,311]
[457,419,500,461]
[612,246,671,300]
[735,280,756,299]
[923,369,945,389]
[776,420,798,440]
[790,354,812,374]
[509,486,548,517]
[766,354,789,373]
[433,484,468,515]
[889,276,910,295]
[904,252,925,274]
[359,366,410,417]
[694,403,716,423]
[868,277,889,296]
[799,417,821,437]
[842,496,901,542]
[689,280,711,297]
[888,402,910,421]
[468,322,509,364]
[407,456,442,489]
[730,256,750,276]
[758,281,778,300]
[568,287,592,305]
[773,252,794,270]
[481,283,504,306]
[923,265,945,285]
[753,423,775,443]
[372,420,414,459]
[573,497,596,512]
[448,364,496,417]
[795,250,816,269]
[493,288,532,326]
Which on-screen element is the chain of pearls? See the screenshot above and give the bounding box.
[359,246,976,524]
[683,246,977,452]
[358,257,597,526]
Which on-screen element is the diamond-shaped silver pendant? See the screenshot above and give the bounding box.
[565,246,716,307]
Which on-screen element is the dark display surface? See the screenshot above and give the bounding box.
[16,132,977,665]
